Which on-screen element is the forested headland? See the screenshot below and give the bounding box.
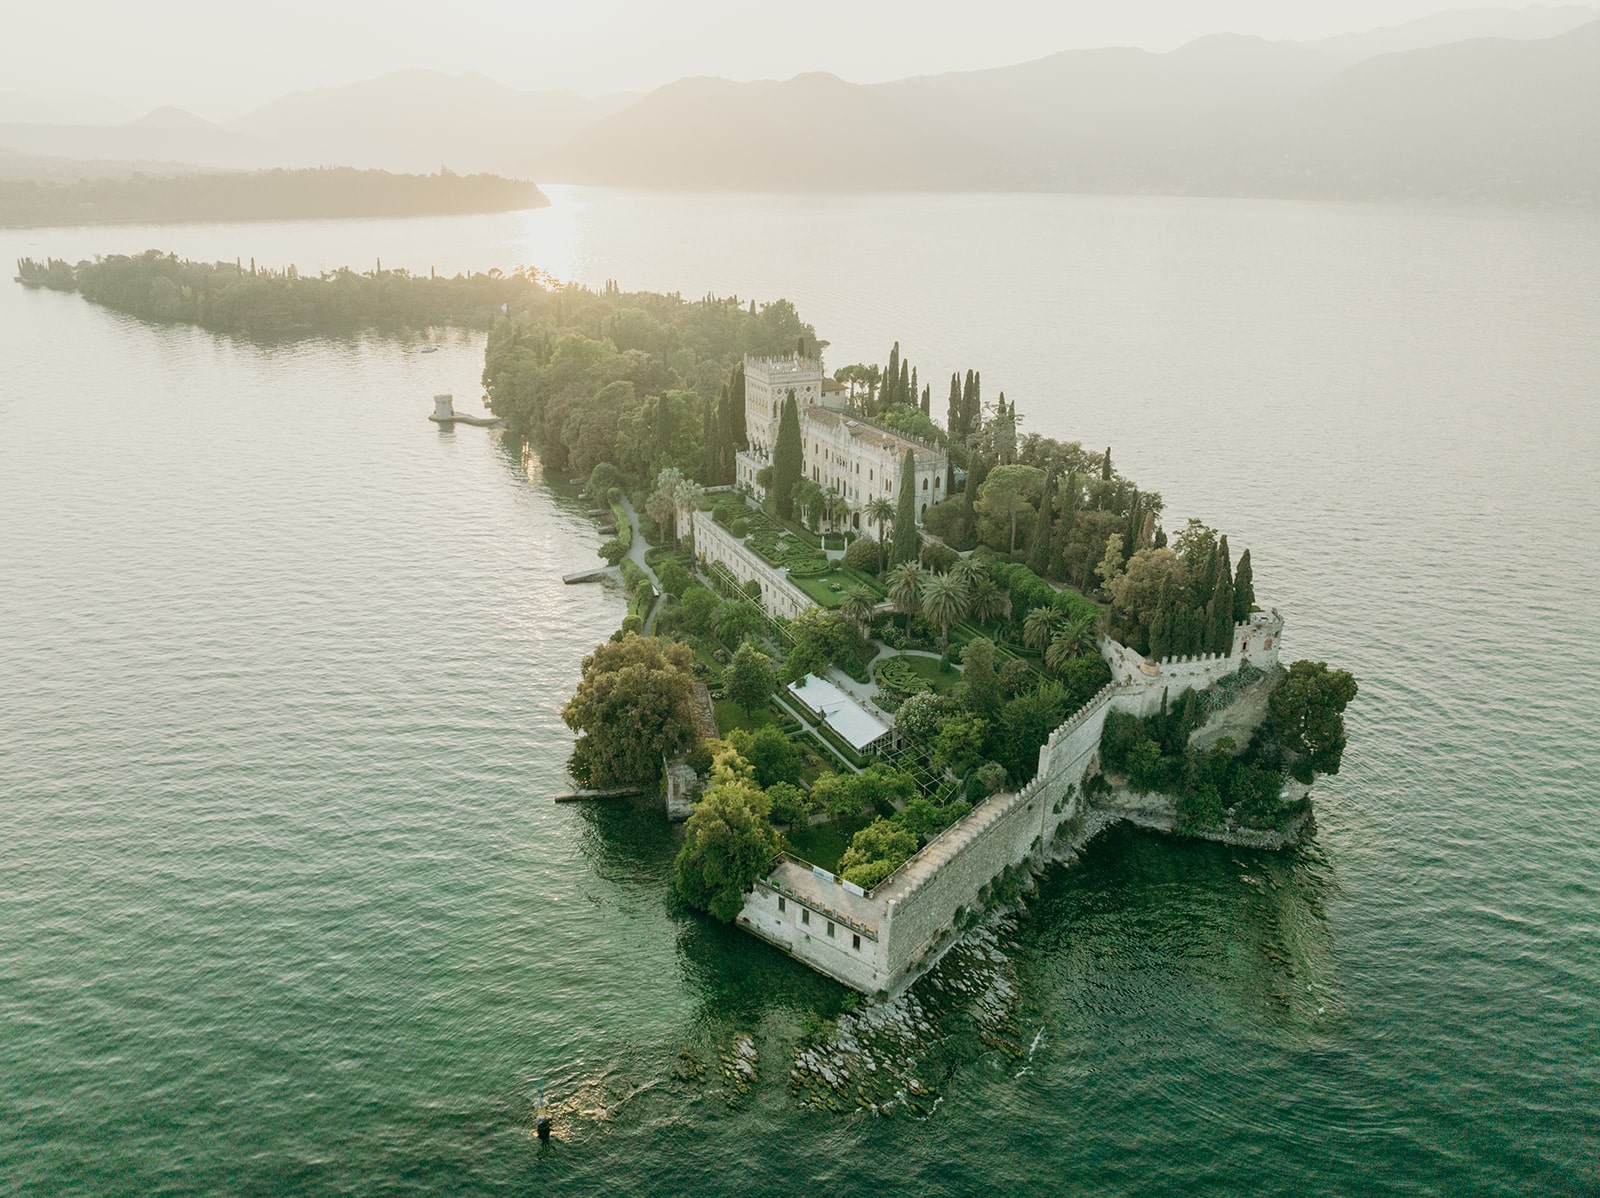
[0,167,546,229]
[15,250,557,336]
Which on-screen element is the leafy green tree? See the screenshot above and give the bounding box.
[993,683,1069,781]
[919,570,969,653]
[974,463,1045,555]
[782,609,872,683]
[657,560,691,599]
[765,781,812,826]
[1270,660,1359,782]
[933,714,987,776]
[810,771,862,816]
[725,641,776,716]
[562,636,698,787]
[893,691,955,758]
[891,449,921,565]
[842,534,881,573]
[678,585,720,634]
[727,725,802,788]
[771,391,803,518]
[791,478,825,530]
[674,767,779,921]
[959,636,1003,723]
[1233,548,1255,622]
[715,602,766,649]
[899,793,972,838]
[839,817,919,889]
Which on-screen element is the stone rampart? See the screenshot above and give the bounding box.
[736,609,1288,995]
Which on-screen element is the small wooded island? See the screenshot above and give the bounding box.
[15,259,1357,995]
[480,282,1358,996]
[0,167,546,229]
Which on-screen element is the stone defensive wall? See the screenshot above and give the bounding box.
[738,610,1287,995]
[688,509,814,622]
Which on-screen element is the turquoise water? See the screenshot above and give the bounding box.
[3,192,1598,1195]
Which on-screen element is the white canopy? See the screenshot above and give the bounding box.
[789,674,890,752]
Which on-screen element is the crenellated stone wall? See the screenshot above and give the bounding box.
[735,608,1288,996]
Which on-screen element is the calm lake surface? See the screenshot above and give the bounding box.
[3,190,1598,1195]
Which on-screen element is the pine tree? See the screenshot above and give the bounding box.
[1028,468,1057,577]
[1232,548,1254,622]
[891,449,920,565]
[772,391,803,519]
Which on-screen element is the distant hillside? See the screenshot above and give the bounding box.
[1309,3,1599,64]
[540,20,1600,201]
[0,167,547,229]
[228,70,636,173]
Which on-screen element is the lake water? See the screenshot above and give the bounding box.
[3,190,1598,1195]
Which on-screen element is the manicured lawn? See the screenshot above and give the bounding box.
[895,653,963,694]
[789,572,848,608]
[784,811,873,873]
[713,698,779,733]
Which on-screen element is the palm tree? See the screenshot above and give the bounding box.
[966,576,1011,629]
[840,585,878,636]
[1044,611,1097,673]
[866,497,895,571]
[887,562,922,634]
[952,556,988,590]
[1022,606,1058,654]
[920,571,969,653]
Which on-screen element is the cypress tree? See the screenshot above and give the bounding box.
[921,384,931,417]
[899,360,910,410]
[891,449,920,565]
[654,394,672,466]
[947,373,961,438]
[887,343,900,406]
[1149,580,1173,660]
[1028,468,1057,577]
[729,362,747,450]
[701,397,715,483]
[1102,447,1113,481]
[716,383,734,483]
[772,391,803,519]
[1233,548,1255,622]
[1208,534,1235,654]
[910,366,918,410]
[968,371,981,437]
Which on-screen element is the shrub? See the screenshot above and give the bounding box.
[730,516,751,537]
[843,534,881,573]
[599,537,627,565]
[919,543,958,574]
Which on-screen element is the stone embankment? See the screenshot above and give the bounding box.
[1095,783,1314,851]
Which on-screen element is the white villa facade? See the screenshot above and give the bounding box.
[735,353,948,529]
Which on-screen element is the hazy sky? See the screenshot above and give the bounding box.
[1,0,1551,118]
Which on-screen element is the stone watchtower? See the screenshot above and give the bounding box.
[742,353,825,458]
[432,394,456,421]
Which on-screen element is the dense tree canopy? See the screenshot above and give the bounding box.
[561,635,698,788]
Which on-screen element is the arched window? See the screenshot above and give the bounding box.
[921,477,928,490]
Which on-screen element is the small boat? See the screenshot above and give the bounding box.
[420,345,438,354]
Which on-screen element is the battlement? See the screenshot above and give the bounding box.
[745,353,824,380]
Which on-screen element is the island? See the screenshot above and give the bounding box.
[480,284,1358,997]
[0,166,546,229]
[15,258,1357,996]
